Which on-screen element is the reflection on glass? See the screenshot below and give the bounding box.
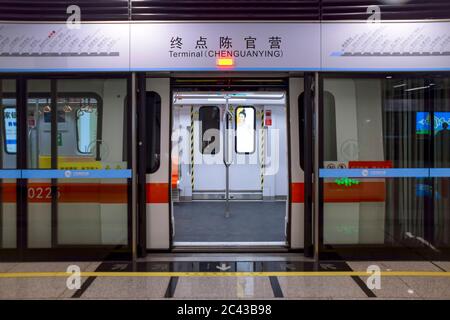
[322,77,450,255]
[199,106,220,155]
[56,79,127,246]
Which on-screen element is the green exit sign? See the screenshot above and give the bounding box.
[335,177,360,187]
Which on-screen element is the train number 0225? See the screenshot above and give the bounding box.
[27,186,60,200]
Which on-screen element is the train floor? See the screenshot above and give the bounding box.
[172,201,286,243]
[1,256,450,299]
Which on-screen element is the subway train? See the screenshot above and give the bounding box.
[1,11,450,260]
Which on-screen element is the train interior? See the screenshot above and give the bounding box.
[170,90,289,246]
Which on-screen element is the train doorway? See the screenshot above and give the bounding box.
[170,90,289,247]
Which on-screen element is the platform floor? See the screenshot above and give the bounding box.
[1,257,450,299]
[172,201,287,243]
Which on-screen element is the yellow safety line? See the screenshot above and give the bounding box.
[0,271,449,278]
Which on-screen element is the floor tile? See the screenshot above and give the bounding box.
[277,276,367,299]
[0,278,68,299]
[395,277,450,299]
[174,277,274,299]
[0,263,18,273]
[81,276,170,299]
[9,262,92,273]
[381,261,441,272]
[433,261,450,272]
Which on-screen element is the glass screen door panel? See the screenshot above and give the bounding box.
[25,78,130,249]
[431,77,450,248]
[321,76,450,256]
[0,79,17,249]
[55,79,128,246]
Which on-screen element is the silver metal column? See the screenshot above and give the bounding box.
[313,72,320,261]
[131,72,138,261]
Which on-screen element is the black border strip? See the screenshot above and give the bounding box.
[269,276,284,298]
[303,73,314,257]
[16,77,27,258]
[137,73,147,257]
[71,276,98,298]
[51,79,58,248]
[430,261,447,272]
[350,276,377,298]
[164,277,179,298]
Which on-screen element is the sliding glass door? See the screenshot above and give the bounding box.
[0,75,132,260]
[319,74,450,259]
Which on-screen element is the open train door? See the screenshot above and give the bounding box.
[170,89,289,247]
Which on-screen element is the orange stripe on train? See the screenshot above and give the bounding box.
[290,182,386,203]
[146,183,169,203]
[0,182,168,204]
[0,183,127,204]
[1,182,385,204]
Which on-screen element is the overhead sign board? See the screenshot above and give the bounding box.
[130,23,321,71]
[0,21,449,72]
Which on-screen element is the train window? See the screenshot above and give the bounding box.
[44,110,66,123]
[3,106,17,154]
[235,106,255,154]
[146,91,161,174]
[199,106,220,155]
[323,92,337,161]
[76,99,98,154]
